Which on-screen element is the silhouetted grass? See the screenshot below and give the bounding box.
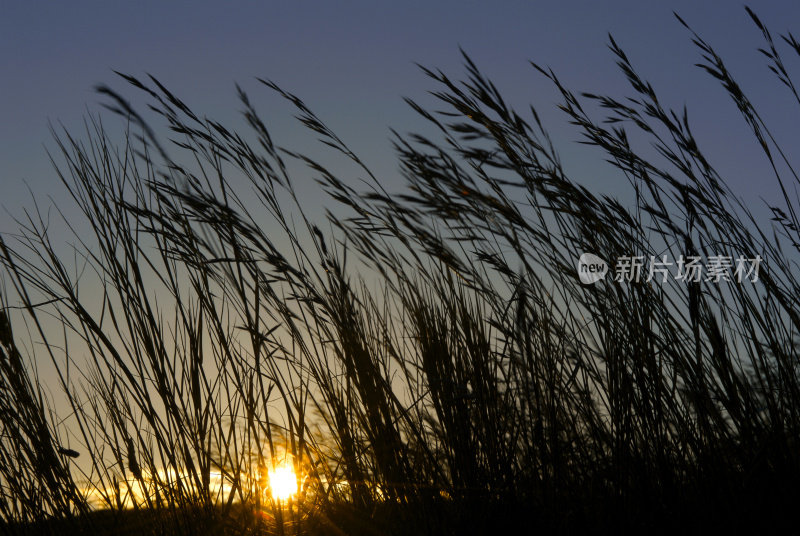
[1,7,799,534]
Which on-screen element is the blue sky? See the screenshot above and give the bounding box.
[2,1,799,230]
[1,1,799,475]
[2,0,799,490]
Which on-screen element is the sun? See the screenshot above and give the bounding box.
[267,462,298,501]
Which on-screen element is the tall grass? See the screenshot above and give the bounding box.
[1,8,799,534]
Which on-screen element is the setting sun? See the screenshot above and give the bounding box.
[268,463,298,501]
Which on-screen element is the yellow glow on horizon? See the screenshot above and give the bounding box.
[268,462,298,501]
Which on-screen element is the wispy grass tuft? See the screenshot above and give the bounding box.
[1,7,799,534]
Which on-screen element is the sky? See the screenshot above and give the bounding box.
[2,1,800,229]
[1,0,799,487]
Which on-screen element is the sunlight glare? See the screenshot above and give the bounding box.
[268,463,298,501]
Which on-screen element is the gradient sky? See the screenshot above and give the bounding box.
[2,1,799,234]
[2,1,800,471]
